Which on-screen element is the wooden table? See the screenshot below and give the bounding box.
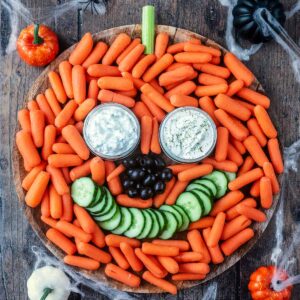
[1,0,299,299]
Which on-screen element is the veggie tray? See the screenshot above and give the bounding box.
[13,24,282,294]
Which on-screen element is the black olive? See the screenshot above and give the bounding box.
[134,154,144,166]
[128,188,138,198]
[136,183,143,190]
[154,181,166,194]
[127,169,134,176]
[153,156,166,170]
[143,174,156,186]
[123,179,134,189]
[140,187,154,200]
[128,168,146,181]
[122,158,130,168]
[160,168,173,181]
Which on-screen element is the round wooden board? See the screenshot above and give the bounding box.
[12,25,280,294]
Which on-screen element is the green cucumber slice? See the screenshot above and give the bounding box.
[90,188,114,216]
[176,192,203,222]
[190,190,213,216]
[186,183,213,198]
[159,205,183,231]
[137,210,153,239]
[193,179,218,198]
[71,177,96,207]
[98,207,121,231]
[151,209,166,234]
[146,209,160,238]
[112,207,132,235]
[158,211,178,240]
[124,208,145,238]
[224,171,236,182]
[203,170,228,198]
[94,202,117,222]
[172,205,190,231]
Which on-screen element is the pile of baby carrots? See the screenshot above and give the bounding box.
[15,29,283,293]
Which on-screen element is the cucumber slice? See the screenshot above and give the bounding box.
[137,210,153,239]
[98,207,121,231]
[224,171,236,182]
[94,201,117,222]
[71,177,97,207]
[87,188,108,215]
[190,190,213,216]
[176,192,203,222]
[186,183,213,198]
[193,179,218,198]
[112,207,132,235]
[124,208,145,238]
[158,211,178,240]
[159,205,183,231]
[151,209,166,234]
[203,170,228,198]
[172,205,190,231]
[90,189,114,216]
[87,186,104,208]
[146,209,160,238]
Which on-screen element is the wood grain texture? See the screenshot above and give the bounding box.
[1,0,300,299]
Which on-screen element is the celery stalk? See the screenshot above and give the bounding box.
[142,5,155,54]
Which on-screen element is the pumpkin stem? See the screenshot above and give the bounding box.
[33,24,44,45]
[40,287,53,300]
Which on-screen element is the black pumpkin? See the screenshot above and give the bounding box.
[233,0,286,44]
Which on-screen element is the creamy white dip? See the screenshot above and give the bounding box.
[160,107,216,162]
[83,104,140,159]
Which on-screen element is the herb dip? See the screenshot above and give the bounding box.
[160,107,217,162]
[83,104,140,159]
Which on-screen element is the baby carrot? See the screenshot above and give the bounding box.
[226,198,257,221]
[30,110,45,147]
[90,157,105,186]
[98,76,134,91]
[238,156,255,176]
[142,53,174,82]
[187,230,211,264]
[140,94,166,122]
[120,242,143,272]
[207,212,226,247]
[170,94,198,107]
[184,43,221,56]
[40,188,50,217]
[36,94,55,124]
[155,32,169,59]
[64,255,100,270]
[87,64,121,77]
[202,228,224,264]
[214,93,251,121]
[153,177,176,208]
[224,53,254,86]
[132,54,156,78]
[132,102,152,119]
[175,52,212,64]
[140,83,175,112]
[52,143,75,154]
[141,115,153,155]
[56,220,92,243]
[263,162,280,194]
[27,100,39,111]
[107,164,125,182]
[159,65,195,86]
[221,228,254,256]
[247,118,267,147]
[48,154,83,168]
[235,99,255,112]
[215,127,229,161]
[254,105,277,138]
[157,256,179,274]
[78,242,111,264]
[72,65,86,104]
[54,100,78,128]
[22,161,47,191]
[202,158,238,173]
[25,171,50,208]
[49,184,63,219]
[116,38,141,65]
[198,96,220,126]
[237,88,270,109]
[62,125,90,160]
[150,117,161,154]
[175,251,203,265]
[98,90,135,108]
[226,79,244,97]
[227,143,243,166]
[74,98,96,122]
[221,215,251,240]
[45,88,62,116]
[228,168,263,191]
[58,61,74,99]
[149,78,165,94]
[250,180,261,198]
[236,204,267,223]
[61,167,71,185]
[46,228,77,255]
[87,79,99,100]
[179,262,210,274]
[18,109,31,132]
[74,204,95,234]
[268,138,284,174]
[61,194,73,222]
[194,63,231,79]
[167,42,185,54]
[118,44,145,72]
[211,56,221,65]
[48,71,67,104]
[152,239,190,252]
[41,125,56,160]
[82,41,108,68]
[165,80,196,99]
[178,164,213,182]
[91,224,106,249]
[172,273,206,281]
[214,109,249,141]
[230,137,247,155]
[122,71,145,89]
[41,215,57,228]
[243,135,269,167]
[188,216,215,230]
[195,84,228,97]
[116,195,153,209]
[46,165,70,195]
[105,263,141,288]
[105,161,123,196]
[143,270,177,294]
[109,246,130,270]
[69,32,93,65]
[168,163,197,174]
[167,62,191,71]
[102,33,131,65]
[198,73,227,86]
[142,242,179,257]
[105,234,141,248]
[260,176,273,209]
[165,180,189,205]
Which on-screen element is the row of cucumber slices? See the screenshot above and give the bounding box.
[71,170,236,240]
